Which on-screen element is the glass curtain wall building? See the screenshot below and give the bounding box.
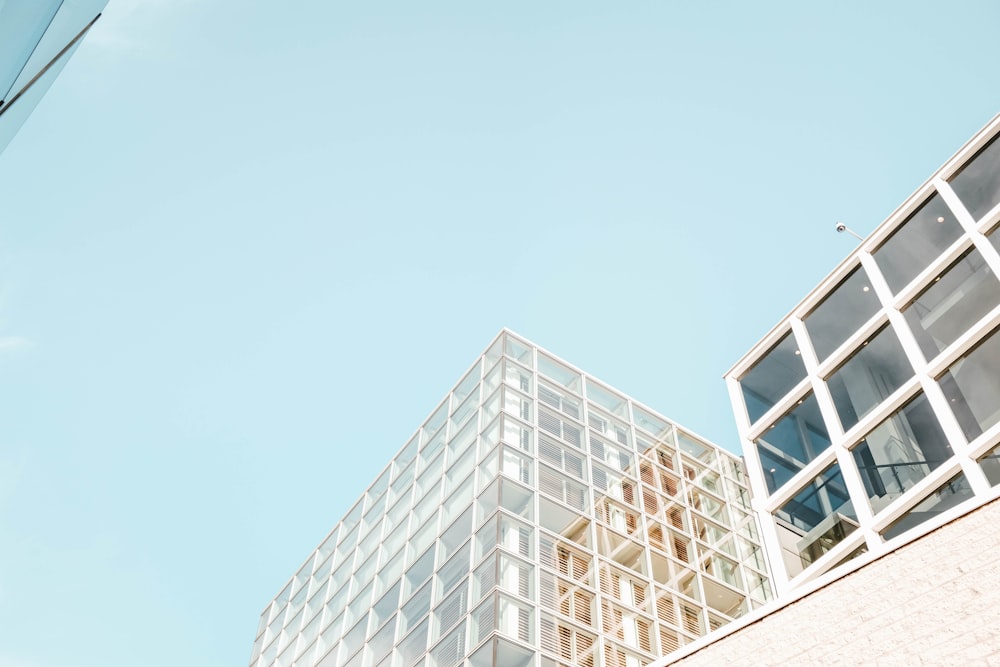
[726,114,1000,595]
[250,330,772,667]
[0,0,106,153]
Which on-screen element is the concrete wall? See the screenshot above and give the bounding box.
[665,498,1000,666]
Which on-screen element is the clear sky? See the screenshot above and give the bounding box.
[1,1,998,666]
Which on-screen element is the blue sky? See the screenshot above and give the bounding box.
[1,2,999,666]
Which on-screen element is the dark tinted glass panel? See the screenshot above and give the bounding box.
[939,327,1000,441]
[740,332,806,425]
[903,248,1000,361]
[0,39,77,154]
[774,464,856,576]
[873,194,964,294]
[754,394,831,494]
[852,394,951,513]
[827,326,914,431]
[0,0,62,98]
[979,443,1000,486]
[880,472,974,540]
[950,134,1000,221]
[805,266,881,361]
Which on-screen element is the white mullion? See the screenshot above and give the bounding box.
[743,376,812,443]
[790,529,868,587]
[864,182,940,252]
[791,258,869,322]
[976,197,1000,235]
[971,222,1000,280]
[934,178,980,233]
[967,421,1000,462]
[845,254,919,548]
[831,439,880,551]
[924,303,1000,379]
[887,236,976,313]
[867,458,967,535]
[916,373,991,496]
[757,445,839,513]
[812,312,888,380]
[725,376,792,596]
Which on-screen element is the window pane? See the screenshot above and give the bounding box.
[754,393,831,494]
[990,225,1000,255]
[805,266,881,361]
[873,194,964,294]
[826,325,914,431]
[904,248,1000,360]
[773,464,857,577]
[978,443,1000,486]
[0,1,63,98]
[880,473,974,540]
[852,394,951,513]
[739,332,806,424]
[939,327,1000,440]
[950,133,1000,221]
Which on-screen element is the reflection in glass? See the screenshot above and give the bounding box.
[754,394,831,494]
[804,266,881,361]
[978,443,1000,486]
[939,327,1000,441]
[873,194,965,294]
[0,28,82,153]
[950,133,1000,221]
[880,473,974,540]
[773,464,857,577]
[852,394,951,513]
[0,1,62,98]
[827,325,913,431]
[740,332,806,424]
[904,248,1000,361]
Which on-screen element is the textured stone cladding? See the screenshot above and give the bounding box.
[665,498,1000,667]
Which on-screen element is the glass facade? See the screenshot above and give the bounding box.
[250,331,771,667]
[950,133,1000,222]
[804,266,880,361]
[729,115,1000,591]
[739,332,806,425]
[753,393,830,495]
[0,0,106,153]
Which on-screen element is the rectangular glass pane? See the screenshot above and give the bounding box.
[873,193,965,294]
[739,332,807,424]
[773,463,857,577]
[754,393,831,494]
[852,393,951,513]
[880,473,974,540]
[804,266,881,361]
[903,248,1000,360]
[588,380,630,418]
[978,443,1000,486]
[950,133,1000,221]
[826,325,913,431]
[939,327,1000,440]
[537,352,581,392]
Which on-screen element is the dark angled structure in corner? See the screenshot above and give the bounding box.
[0,0,107,154]
[726,113,1000,598]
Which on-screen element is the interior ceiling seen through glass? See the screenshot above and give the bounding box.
[804,265,881,361]
[740,332,806,425]
[950,133,1000,221]
[872,193,964,294]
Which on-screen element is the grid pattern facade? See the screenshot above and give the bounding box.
[726,115,1000,594]
[250,331,773,667]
